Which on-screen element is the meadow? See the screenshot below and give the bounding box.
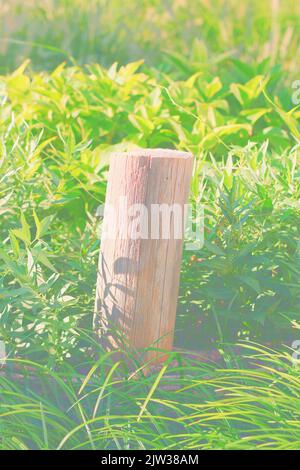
[0,0,300,450]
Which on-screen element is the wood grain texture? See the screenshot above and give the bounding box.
[94,149,193,362]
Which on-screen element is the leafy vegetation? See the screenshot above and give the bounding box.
[1,0,300,450]
[1,0,300,79]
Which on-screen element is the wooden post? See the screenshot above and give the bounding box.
[94,149,193,362]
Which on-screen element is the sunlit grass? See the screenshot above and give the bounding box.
[1,0,300,78]
[1,343,300,449]
[1,0,300,451]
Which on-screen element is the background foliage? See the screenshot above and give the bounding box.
[1,0,300,79]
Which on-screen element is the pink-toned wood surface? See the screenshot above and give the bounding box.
[94,149,193,362]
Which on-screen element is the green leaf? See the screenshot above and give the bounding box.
[13,213,31,245]
[9,230,20,258]
[205,241,225,256]
[34,211,54,239]
[238,276,261,294]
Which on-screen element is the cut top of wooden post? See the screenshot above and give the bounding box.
[113,148,193,159]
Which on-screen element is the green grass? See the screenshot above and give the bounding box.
[1,0,300,450]
[2,343,300,450]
